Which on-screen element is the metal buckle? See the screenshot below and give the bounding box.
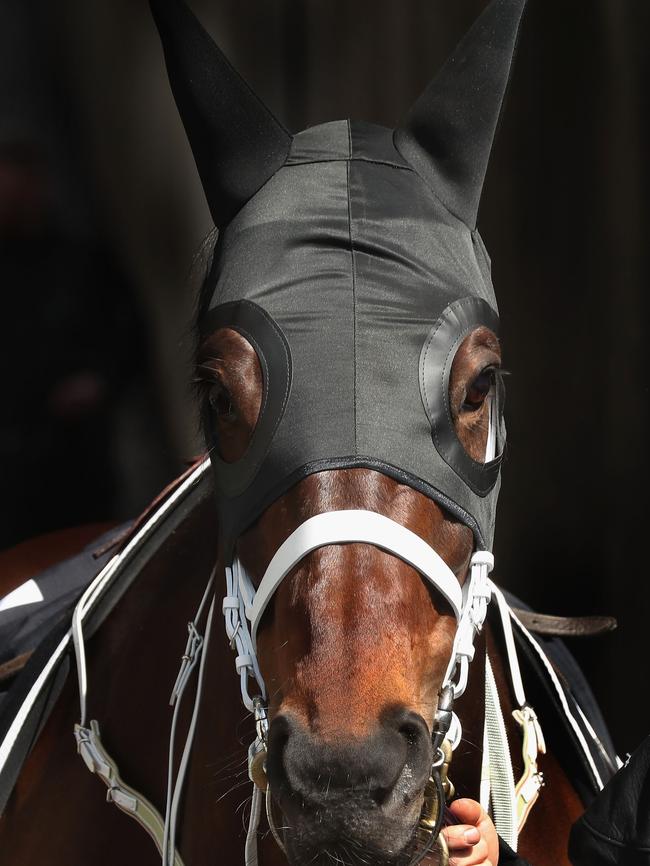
[416,766,450,866]
[512,704,546,832]
[248,697,270,791]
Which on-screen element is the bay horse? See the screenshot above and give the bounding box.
[0,0,618,864]
[0,449,615,866]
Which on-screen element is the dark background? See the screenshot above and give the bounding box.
[1,0,647,752]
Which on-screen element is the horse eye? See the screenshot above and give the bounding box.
[208,383,236,421]
[463,368,495,411]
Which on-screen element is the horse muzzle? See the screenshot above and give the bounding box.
[265,708,434,865]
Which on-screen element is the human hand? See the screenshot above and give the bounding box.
[441,798,499,866]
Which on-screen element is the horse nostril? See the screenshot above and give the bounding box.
[395,711,432,757]
[266,710,432,810]
[386,708,434,798]
[399,716,426,746]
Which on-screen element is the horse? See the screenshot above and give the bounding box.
[0,453,615,866]
[0,0,619,864]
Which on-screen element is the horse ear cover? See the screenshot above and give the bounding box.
[395,0,526,228]
[150,0,292,228]
[151,0,525,230]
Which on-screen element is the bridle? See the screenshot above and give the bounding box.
[64,456,610,866]
[220,508,495,865]
[71,418,501,866]
[70,497,495,866]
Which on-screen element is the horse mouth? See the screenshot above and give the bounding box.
[281,821,433,866]
[270,787,433,866]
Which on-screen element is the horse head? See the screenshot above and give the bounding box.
[197,326,501,864]
[152,0,526,862]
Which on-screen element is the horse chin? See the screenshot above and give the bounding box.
[277,795,426,866]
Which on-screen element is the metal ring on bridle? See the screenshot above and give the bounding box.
[411,768,448,866]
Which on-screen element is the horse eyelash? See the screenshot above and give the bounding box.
[192,360,224,388]
[190,375,212,397]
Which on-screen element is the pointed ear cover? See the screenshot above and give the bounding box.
[394,0,527,228]
[150,0,292,227]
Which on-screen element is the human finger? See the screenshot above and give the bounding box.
[443,823,481,849]
[447,798,499,866]
[447,836,489,866]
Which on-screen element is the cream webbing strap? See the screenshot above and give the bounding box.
[483,655,518,850]
[488,584,547,839]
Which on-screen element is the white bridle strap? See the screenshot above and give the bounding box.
[249,509,463,645]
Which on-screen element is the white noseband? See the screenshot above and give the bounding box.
[249,509,463,641]
[223,508,493,717]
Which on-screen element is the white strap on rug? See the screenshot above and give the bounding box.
[507,604,604,791]
[490,581,603,789]
[70,459,211,729]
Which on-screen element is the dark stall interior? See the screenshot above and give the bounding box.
[1,0,648,752]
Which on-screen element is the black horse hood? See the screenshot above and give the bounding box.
[151,0,527,558]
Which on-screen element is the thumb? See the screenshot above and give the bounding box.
[448,798,486,828]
